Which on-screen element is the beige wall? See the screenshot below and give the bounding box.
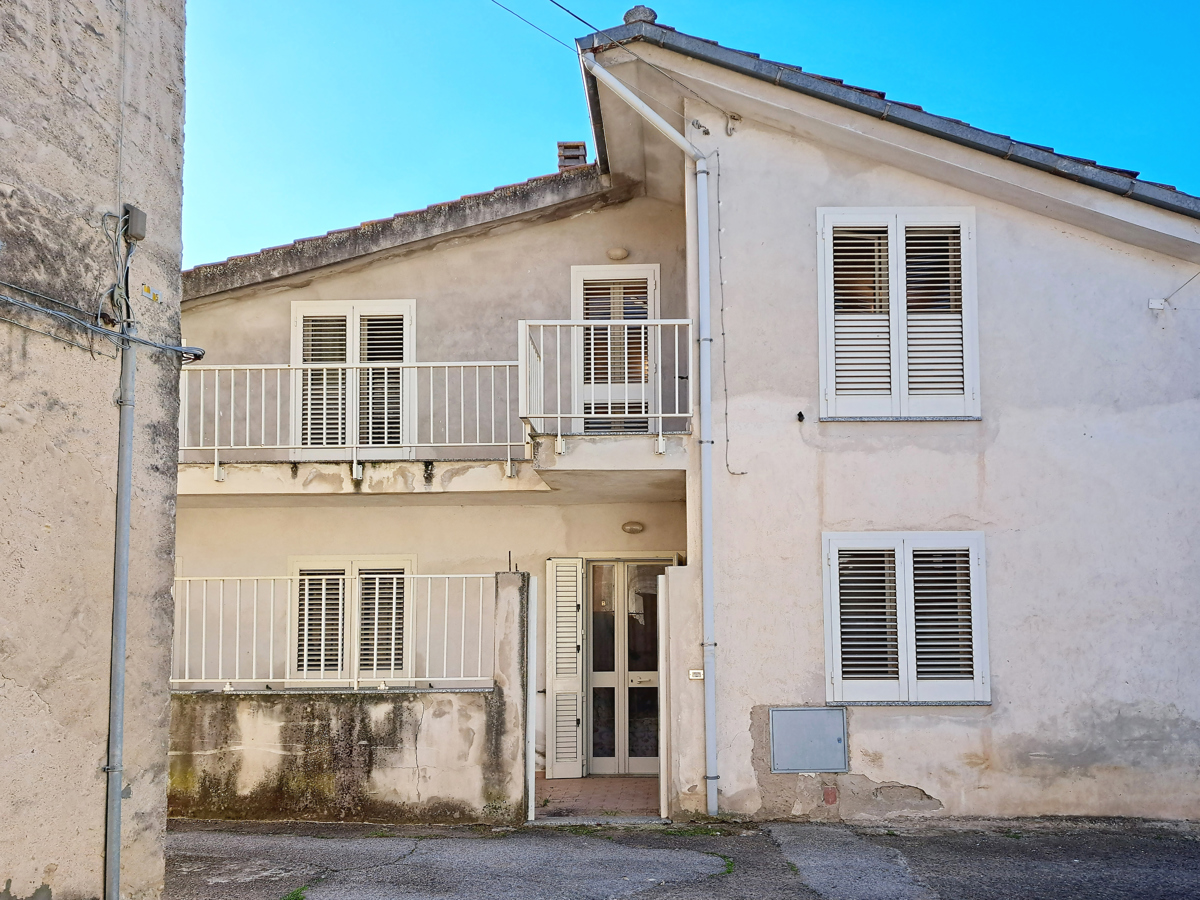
[677,98,1200,819]
[176,499,687,768]
[1,1,184,896]
[182,194,686,366]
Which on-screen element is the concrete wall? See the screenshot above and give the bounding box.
[0,1,184,897]
[677,98,1200,820]
[181,194,686,366]
[169,574,530,825]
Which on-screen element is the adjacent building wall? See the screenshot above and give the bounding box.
[682,101,1200,820]
[0,1,185,897]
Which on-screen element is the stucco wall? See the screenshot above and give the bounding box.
[175,499,687,774]
[169,573,529,825]
[680,101,1200,820]
[1,1,184,897]
[180,194,686,365]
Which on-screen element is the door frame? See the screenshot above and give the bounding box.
[570,265,661,432]
[579,551,677,795]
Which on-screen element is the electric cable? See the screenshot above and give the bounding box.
[482,0,713,125]
[714,149,746,475]
[0,292,203,360]
[544,0,740,122]
[1164,268,1200,303]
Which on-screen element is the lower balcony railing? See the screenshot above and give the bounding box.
[178,362,526,467]
[518,319,693,438]
[171,575,498,690]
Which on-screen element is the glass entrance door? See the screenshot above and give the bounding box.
[588,560,668,775]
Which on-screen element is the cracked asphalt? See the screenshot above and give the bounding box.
[166,817,1200,900]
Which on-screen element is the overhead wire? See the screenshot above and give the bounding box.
[483,0,721,125]
[544,0,739,122]
[714,149,746,475]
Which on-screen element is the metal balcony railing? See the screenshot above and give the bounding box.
[517,319,693,438]
[178,362,526,468]
[171,575,498,690]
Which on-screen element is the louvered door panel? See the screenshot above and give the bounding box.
[546,558,585,778]
[300,316,348,446]
[904,226,964,397]
[357,568,406,678]
[582,278,650,386]
[910,550,973,680]
[296,569,345,674]
[358,315,406,446]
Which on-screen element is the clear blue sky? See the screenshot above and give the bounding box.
[183,0,1199,268]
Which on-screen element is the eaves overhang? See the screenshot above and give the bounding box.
[576,22,1200,223]
[183,165,626,303]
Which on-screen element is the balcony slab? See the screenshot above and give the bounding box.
[178,458,686,507]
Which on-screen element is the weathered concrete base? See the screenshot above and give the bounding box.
[169,690,523,825]
[170,572,529,826]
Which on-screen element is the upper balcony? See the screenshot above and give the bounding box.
[179,319,692,477]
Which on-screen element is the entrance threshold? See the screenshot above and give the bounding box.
[529,815,670,827]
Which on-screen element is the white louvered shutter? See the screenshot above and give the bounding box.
[296,569,346,676]
[822,218,901,418]
[300,316,348,446]
[825,532,988,703]
[903,534,988,702]
[820,210,979,420]
[545,558,585,778]
[357,568,408,679]
[827,539,907,702]
[898,215,978,417]
[579,273,653,432]
[357,315,407,447]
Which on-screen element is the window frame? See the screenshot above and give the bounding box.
[817,208,980,421]
[289,299,417,460]
[287,553,418,686]
[822,531,989,705]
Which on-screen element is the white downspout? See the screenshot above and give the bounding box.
[581,56,720,817]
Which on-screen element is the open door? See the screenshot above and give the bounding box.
[545,558,585,779]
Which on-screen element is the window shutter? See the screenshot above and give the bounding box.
[580,275,653,433]
[300,316,348,446]
[357,314,407,447]
[899,221,977,416]
[825,532,988,704]
[357,568,407,678]
[828,541,907,702]
[822,221,900,417]
[904,535,988,702]
[545,558,585,778]
[837,549,900,680]
[820,210,978,420]
[296,569,345,674]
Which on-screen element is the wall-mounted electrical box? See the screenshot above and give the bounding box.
[769,707,848,773]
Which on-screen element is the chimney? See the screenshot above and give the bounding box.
[557,141,588,172]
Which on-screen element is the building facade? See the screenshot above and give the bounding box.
[171,9,1200,825]
[0,1,186,897]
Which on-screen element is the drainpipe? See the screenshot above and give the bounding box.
[105,323,136,900]
[581,56,720,817]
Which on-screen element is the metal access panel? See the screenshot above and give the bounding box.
[770,707,848,773]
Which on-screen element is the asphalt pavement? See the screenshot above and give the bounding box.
[166,817,1200,900]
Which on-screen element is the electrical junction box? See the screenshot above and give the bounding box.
[770,707,848,773]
